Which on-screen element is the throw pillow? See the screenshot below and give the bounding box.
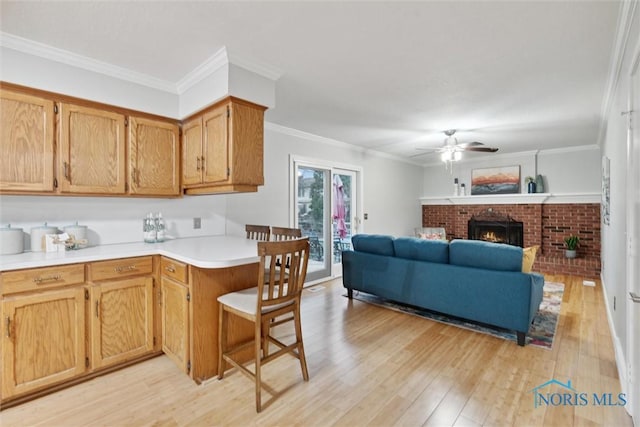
[522,245,540,273]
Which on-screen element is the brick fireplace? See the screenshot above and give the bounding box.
[422,202,601,278]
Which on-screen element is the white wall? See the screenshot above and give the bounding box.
[421,146,601,196]
[0,194,227,249]
[600,3,640,393]
[225,126,425,238]
[0,47,179,118]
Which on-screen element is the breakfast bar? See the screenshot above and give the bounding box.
[0,236,260,407]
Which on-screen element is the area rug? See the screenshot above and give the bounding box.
[345,281,564,349]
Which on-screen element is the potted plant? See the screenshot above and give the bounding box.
[525,176,536,193]
[564,235,579,258]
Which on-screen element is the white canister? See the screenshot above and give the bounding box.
[63,222,88,247]
[1,225,24,255]
[30,223,59,252]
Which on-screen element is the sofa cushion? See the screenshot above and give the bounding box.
[449,239,523,272]
[521,245,540,273]
[393,237,449,264]
[351,234,395,256]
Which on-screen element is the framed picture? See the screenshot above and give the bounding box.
[602,156,610,225]
[471,166,521,195]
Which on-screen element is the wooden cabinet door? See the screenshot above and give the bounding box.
[228,101,265,186]
[0,90,55,192]
[58,103,126,194]
[161,276,189,374]
[90,277,154,370]
[182,117,203,186]
[202,105,229,184]
[129,117,180,196]
[1,287,86,399]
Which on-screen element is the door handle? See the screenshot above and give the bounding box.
[630,292,640,303]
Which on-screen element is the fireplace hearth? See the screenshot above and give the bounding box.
[468,208,523,247]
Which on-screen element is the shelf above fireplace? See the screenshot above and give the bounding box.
[420,192,600,205]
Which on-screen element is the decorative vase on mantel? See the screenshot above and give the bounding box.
[565,249,577,259]
[535,174,545,193]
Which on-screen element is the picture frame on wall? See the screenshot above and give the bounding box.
[471,166,521,195]
[602,156,610,225]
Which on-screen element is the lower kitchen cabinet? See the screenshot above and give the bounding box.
[161,276,190,374]
[1,287,86,399]
[90,276,154,370]
[1,257,159,406]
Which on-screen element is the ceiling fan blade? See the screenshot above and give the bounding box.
[455,141,484,148]
[414,147,440,152]
[461,141,484,147]
[465,146,499,153]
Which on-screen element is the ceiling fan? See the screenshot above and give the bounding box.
[412,129,499,159]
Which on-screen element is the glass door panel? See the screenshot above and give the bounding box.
[332,170,357,271]
[296,165,331,281]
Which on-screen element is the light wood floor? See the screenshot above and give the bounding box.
[0,275,633,426]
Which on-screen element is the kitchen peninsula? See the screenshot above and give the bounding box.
[0,236,260,408]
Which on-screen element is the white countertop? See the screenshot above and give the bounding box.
[0,235,261,272]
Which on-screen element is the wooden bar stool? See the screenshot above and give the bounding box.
[217,238,310,412]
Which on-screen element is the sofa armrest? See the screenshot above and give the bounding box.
[528,272,545,323]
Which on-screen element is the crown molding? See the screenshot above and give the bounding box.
[265,121,424,166]
[419,149,541,167]
[175,46,229,94]
[0,32,178,93]
[419,144,600,167]
[597,0,637,146]
[537,144,600,155]
[1,32,281,97]
[227,52,284,81]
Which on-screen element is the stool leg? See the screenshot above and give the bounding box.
[218,304,227,380]
[294,304,309,381]
[255,319,263,412]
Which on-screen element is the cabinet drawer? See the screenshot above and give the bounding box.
[161,257,188,283]
[1,264,85,295]
[88,256,153,281]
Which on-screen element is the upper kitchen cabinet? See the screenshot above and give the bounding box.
[58,103,126,194]
[182,97,266,195]
[128,117,180,196]
[0,89,55,192]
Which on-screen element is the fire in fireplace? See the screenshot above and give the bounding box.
[468,208,524,247]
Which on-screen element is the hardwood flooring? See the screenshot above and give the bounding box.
[0,275,632,426]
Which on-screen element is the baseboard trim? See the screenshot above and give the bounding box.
[600,274,632,417]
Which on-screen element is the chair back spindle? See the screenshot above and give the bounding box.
[246,224,271,241]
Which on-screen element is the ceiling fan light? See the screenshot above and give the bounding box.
[453,151,462,161]
[441,151,452,162]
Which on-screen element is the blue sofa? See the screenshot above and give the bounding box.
[341,235,545,346]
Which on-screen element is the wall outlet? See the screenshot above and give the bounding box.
[193,217,201,229]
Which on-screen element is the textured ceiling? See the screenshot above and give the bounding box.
[0,1,621,163]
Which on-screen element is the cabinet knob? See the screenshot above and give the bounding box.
[165,265,176,273]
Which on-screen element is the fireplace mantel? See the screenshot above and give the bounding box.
[420,192,599,205]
